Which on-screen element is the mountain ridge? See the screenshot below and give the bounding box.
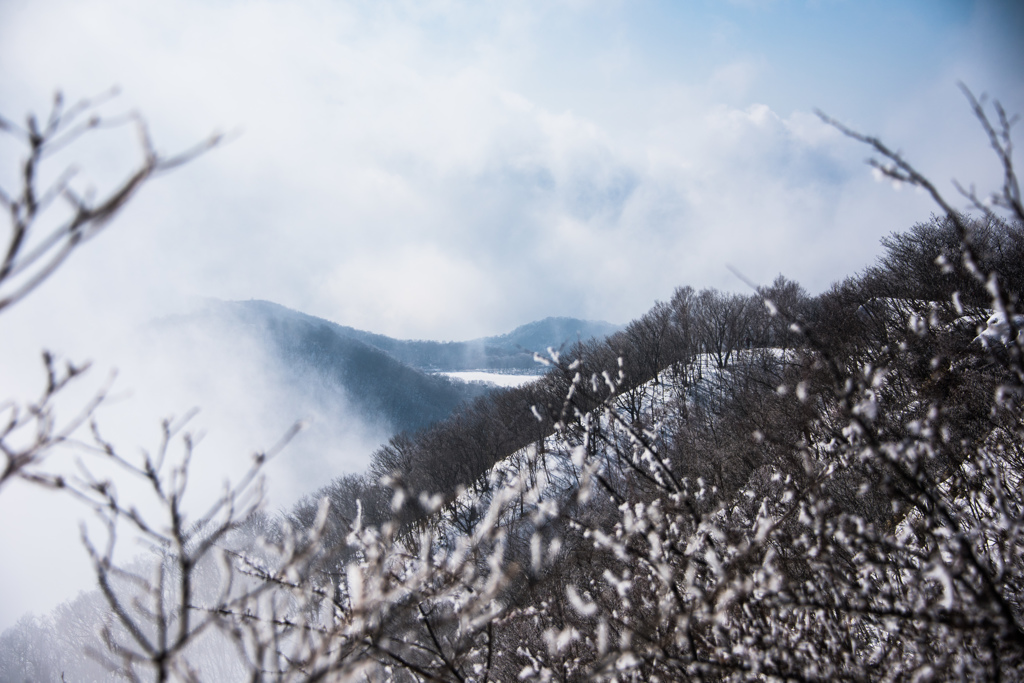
[199,299,621,372]
[146,299,622,437]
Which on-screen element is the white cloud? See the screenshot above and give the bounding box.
[324,243,499,338]
[709,60,766,100]
[4,0,996,340]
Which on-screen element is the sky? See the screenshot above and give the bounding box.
[0,0,1022,631]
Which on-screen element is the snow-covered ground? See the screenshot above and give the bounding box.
[439,371,544,388]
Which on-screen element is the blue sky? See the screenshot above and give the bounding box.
[0,0,1022,629]
[515,1,971,116]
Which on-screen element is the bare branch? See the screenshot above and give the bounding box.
[0,89,223,315]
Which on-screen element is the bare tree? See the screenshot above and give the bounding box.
[0,91,221,493]
[692,288,754,369]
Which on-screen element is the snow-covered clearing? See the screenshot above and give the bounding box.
[439,371,544,387]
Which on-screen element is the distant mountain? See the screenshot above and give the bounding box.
[223,300,619,372]
[150,300,620,436]
[150,301,480,435]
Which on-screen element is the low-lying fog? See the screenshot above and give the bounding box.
[0,296,390,631]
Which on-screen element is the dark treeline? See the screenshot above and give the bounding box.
[231,210,1024,681]
[289,211,1020,554]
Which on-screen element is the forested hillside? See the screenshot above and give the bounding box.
[272,211,1024,681]
[5,210,1024,681]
